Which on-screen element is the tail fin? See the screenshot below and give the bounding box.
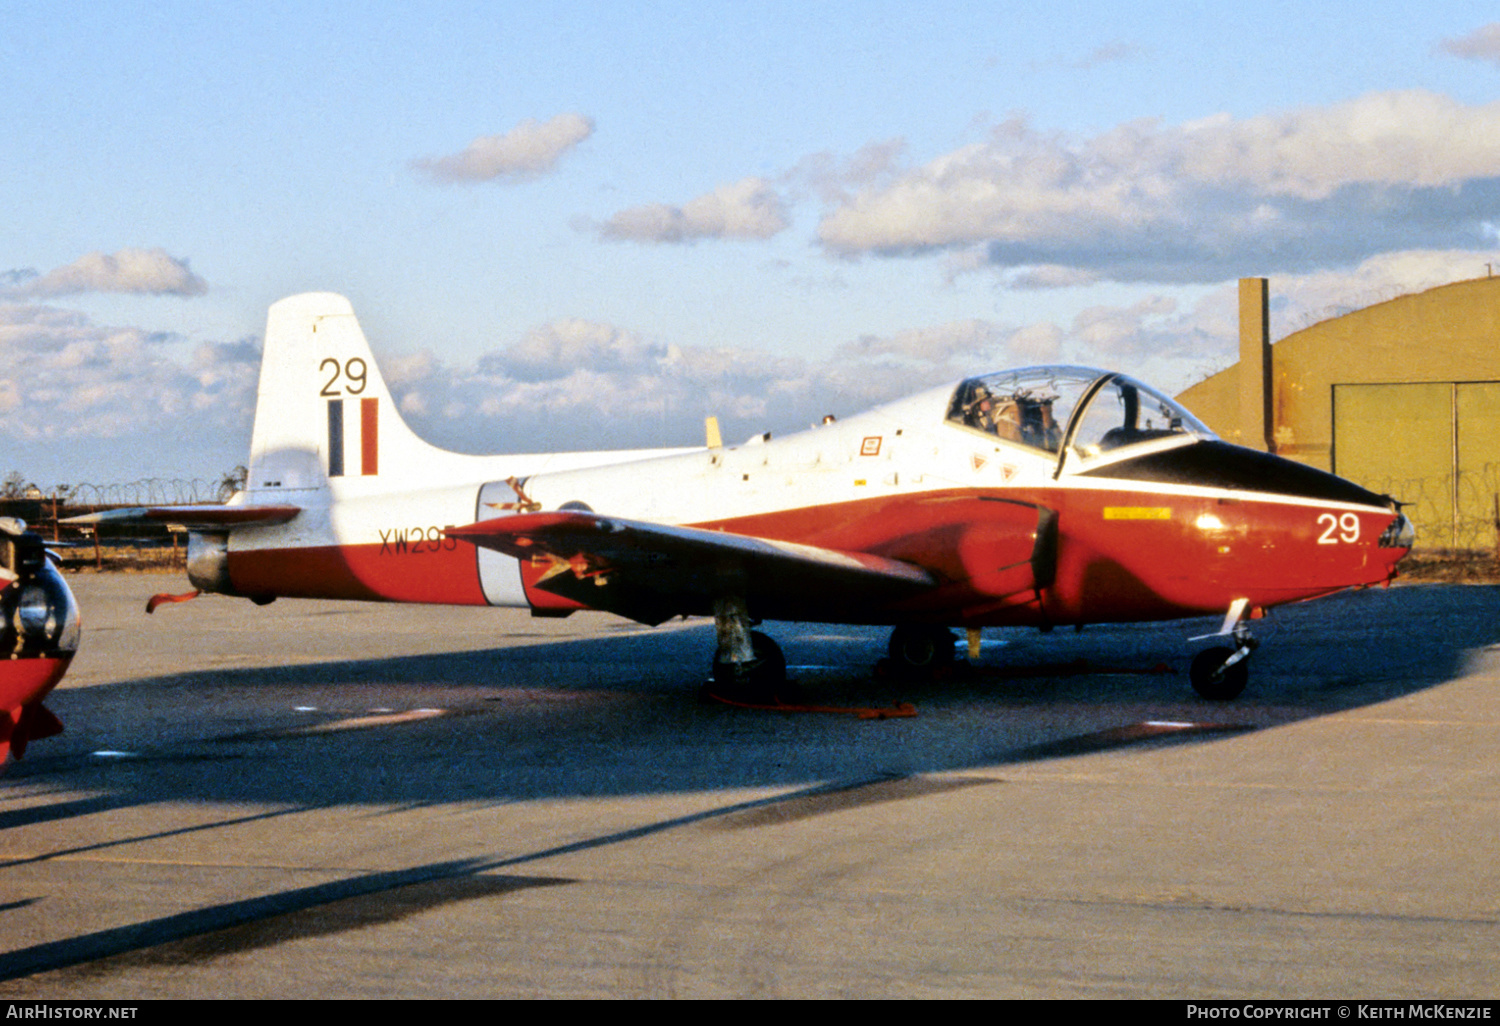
[247,293,446,498]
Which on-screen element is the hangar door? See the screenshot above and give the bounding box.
[1333,382,1500,549]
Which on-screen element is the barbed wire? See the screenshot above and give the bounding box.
[1290,285,1411,332]
[1287,274,1497,334]
[63,479,229,506]
[1361,462,1499,550]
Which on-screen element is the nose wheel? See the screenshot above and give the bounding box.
[1189,644,1252,700]
[1188,601,1258,700]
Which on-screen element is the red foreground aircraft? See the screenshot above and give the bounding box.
[75,293,1413,702]
[1,520,80,760]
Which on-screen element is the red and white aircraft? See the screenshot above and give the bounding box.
[77,293,1413,701]
[1,520,80,761]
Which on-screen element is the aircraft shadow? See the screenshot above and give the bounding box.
[2,583,1495,984]
[8,583,1498,810]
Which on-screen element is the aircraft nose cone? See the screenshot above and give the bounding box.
[1379,509,1416,551]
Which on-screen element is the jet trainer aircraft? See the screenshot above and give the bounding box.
[74,293,1413,701]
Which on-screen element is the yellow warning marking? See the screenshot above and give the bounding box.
[1103,507,1171,520]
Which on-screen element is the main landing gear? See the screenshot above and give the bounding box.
[1188,598,1259,701]
[887,625,958,675]
[709,595,788,701]
[706,604,1263,701]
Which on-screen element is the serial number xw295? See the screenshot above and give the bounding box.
[378,526,459,555]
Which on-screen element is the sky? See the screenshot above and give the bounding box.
[4,1,1500,491]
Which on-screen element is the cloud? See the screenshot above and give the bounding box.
[1069,295,1182,355]
[1007,249,1500,392]
[597,177,791,243]
[834,318,1070,372]
[388,317,814,452]
[1438,24,1500,66]
[1071,41,1148,70]
[817,91,1500,283]
[787,139,909,205]
[0,288,1279,483]
[1007,322,1067,362]
[2,249,208,298]
[1267,248,1500,332]
[1017,41,1151,74]
[480,318,667,382]
[836,319,1011,365]
[413,113,594,183]
[20,249,1496,483]
[1,270,38,292]
[387,309,1103,458]
[0,303,256,470]
[1002,264,1100,289]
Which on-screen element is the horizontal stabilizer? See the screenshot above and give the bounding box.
[62,504,300,531]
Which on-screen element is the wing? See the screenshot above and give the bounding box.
[61,504,300,530]
[447,511,935,626]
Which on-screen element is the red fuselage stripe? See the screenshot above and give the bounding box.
[230,534,486,605]
[226,485,1405,625]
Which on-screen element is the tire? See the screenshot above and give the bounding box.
[1189,646,1249,701]
[888,625,957,673]
[712,631,787,696]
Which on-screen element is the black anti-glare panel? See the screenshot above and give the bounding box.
[1081,441,1389,507]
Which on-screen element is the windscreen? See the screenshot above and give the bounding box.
[1066,375,1213,460]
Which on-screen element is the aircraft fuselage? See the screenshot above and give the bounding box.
[216,369,1408,631]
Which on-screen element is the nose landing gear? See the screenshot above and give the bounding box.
[1188,598,1258,701]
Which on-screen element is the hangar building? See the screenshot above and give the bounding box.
[1177,276,1500,550]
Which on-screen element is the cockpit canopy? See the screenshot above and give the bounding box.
[946,366,1214,468]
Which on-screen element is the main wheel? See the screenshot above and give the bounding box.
[711,630,787,700]
[1189,646,1249,701]
[887,625,957,674]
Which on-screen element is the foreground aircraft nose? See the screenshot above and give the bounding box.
[0,521,79,762]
